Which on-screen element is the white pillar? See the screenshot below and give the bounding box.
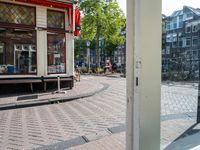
[126,0,161,149]
[37,30,47,76]
[66,33,74,75]
[36,6,47,76]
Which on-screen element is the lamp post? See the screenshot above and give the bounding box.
[86,40,91,73]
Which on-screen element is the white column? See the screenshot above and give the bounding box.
[126,0,161,149]
[37,30,47,76]
[66,33,74,75]
[36,6,47,76]
[65,9,74,76]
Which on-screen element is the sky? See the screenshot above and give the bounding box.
[116,0,200,17]
[162,0,200,16]
[116,0,126,15]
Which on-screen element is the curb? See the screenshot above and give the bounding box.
[34,125,125,150]
[0,83,109,111]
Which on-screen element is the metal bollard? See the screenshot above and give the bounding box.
[57,76,60,92]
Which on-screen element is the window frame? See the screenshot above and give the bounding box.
[0,28,37,75]
[47,32,66,74]
[47,9,66,31]
[0,2,36,29]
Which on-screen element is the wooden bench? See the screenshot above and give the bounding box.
[0,76,74,92]
[42,77,73,91]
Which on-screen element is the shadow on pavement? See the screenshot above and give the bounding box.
[164,123,200,150]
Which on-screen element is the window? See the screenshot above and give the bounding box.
[192,24,198,32]
[166,46,170,54]
[166,22,170,30]
[179,15,183,20]
[172,42,177,48]
[0,2,35,26]
[186,25,191,33]
[186,12,193,18]
[47,10,65,29]
[162,49,165,55]
[193,50,198,60]
[192,36,199,46]
[166,34,172,42]
[173,23,177,29]
[0,28,36,74]
[47,33,66,74]
[186,37,191,47]
[178,21,183,28]
[173,36,177,42]
[179,39,183,47]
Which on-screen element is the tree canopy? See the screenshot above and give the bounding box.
[79,0,125,70]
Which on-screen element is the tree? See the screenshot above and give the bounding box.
[74,37,86,59]
[79,0,125,72]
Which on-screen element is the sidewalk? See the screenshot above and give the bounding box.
[0,76,108,110]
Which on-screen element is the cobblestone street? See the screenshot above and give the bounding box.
[0,76,199,149]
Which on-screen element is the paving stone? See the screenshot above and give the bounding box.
[0,76,199,149]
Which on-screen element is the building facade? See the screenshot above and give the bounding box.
[114,27,126,73]
[162,6,200,80]
[0,0,79,92]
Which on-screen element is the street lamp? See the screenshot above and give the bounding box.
[86,40,91,73]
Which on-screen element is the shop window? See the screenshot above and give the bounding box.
[47,33,66,74]
[0,28,36,74]
[47,10,65,29]
[0,3,35,26]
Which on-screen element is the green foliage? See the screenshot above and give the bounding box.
[105,42,117,56]
[80,0,125,44]
[74,37,87,58]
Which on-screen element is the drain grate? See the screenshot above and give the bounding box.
[17,95,38,101]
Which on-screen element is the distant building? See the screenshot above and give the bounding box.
[114,27,126,73]
[162,6,200,80]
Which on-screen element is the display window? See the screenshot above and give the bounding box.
[47,33,66,74]
[0,28,37,75]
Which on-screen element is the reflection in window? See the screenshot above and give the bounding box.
[47,10,65,29]
[47,33,66,74]
[0,2,35,26]
[0,29,37,74]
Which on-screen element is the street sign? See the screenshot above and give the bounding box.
[86,41,90,47]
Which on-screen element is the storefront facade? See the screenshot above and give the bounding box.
[0,0,78,92]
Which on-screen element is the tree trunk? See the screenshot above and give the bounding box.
[96,28,100,73]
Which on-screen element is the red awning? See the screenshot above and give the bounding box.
[74,6,81,37]
[15,0,73,9]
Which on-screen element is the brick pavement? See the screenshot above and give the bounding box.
[0,76,199,150]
